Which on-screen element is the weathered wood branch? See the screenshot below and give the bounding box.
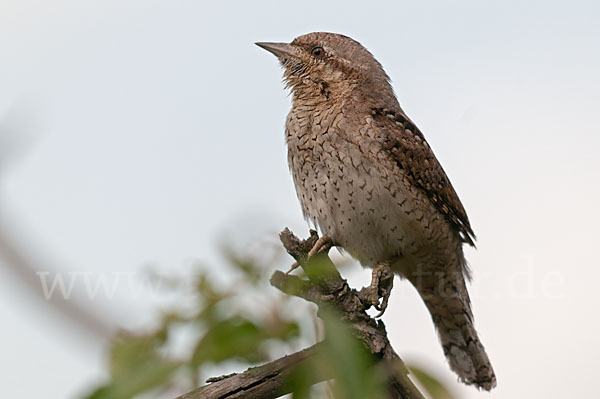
[175,229,425,399]
[176,344,327,399]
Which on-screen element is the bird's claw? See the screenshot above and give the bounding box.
[285,235,333,274]
[306,236,333,259]
[285,261,300,275]
[359,262,394,318]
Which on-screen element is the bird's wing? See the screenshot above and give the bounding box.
[372,107,476,246]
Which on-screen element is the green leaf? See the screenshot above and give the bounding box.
[320,314,387,399]
[87,361,180,399]
[408,365,455,399]
[191,317,267,366]
[85,332,181,399]
[109,334,156,378]
[287,310,387,399]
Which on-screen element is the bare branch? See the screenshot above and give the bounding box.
[175,229,426,399]
[175,344,327,399]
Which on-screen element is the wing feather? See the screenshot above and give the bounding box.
[372,107,476,246]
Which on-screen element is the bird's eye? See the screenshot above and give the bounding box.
[311,46,324,57]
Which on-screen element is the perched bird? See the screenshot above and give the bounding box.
[256,32,496,390]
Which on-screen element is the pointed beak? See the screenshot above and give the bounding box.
[255,42,296,58]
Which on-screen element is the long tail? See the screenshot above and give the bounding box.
[410,270,497,390]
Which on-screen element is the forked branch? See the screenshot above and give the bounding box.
[175,229,425,399]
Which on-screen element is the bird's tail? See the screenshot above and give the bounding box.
[409,270,497,390]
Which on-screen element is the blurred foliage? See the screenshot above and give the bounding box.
[407,366,456,399]
[88,333,180,399]
[85,247,302,399]
[85,245,453,399]
[286,310,388,399]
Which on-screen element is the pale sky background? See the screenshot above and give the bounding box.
[1,0,599,398]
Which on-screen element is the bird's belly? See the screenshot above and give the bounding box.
[293,154,436,267]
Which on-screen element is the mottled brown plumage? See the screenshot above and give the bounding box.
[257,32,496,390]
[373,107,476,247]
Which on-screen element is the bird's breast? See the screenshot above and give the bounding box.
[285,109,447,267]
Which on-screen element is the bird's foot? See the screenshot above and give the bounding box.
[286,235,333,274]
[359,262,394,318]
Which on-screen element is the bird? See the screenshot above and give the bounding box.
[256,32,496,391]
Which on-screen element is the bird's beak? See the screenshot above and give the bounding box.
[255,42,296,59]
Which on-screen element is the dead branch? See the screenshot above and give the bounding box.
[175,229,425,399]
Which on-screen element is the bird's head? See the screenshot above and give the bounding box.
[256,32,398,108]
